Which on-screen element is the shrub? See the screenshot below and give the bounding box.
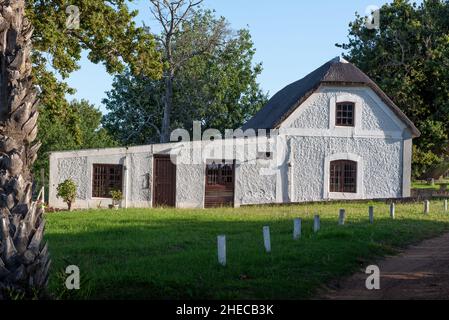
[56,179,77,211]
[110,190,123,205]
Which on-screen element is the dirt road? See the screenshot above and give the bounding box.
[322,233,449,300]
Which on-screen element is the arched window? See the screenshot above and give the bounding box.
[330,160,357,193]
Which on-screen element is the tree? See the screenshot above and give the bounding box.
[0,0,49,298]
[338,0,449,178]
[34,100,117,194]
[2,0,156,297]
[150,0,229,142]
[102,70,164,145]
[56,179,77,211]
[103,10,267,145]
[28,0,162,117]
[27,0,162,185]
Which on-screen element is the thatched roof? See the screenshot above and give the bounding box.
[242,57,420,138]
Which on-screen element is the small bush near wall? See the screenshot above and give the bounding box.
[56,179,77,211]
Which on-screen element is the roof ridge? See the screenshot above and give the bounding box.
[321,57,339,82]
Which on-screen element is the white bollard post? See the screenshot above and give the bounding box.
[390,203,395,219]
[217,235,226,266]
[293,218,302,240]
[338,209,346,225]
[424,200,430,215]
[445,199,448,212]
[314,215,320,233]
[263,226,271,253]
[369,206,374,224]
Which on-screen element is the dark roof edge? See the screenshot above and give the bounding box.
[272,84,321,129]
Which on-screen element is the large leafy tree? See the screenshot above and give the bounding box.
[28,0,162,187]
[1,0,162,298]
[34,100,117,191]
[103,9,267,145]
[102,70,164,145]
[28,0,162,115]
[23,0,164,196]
[338,0,449,178]
[149,0,259,143]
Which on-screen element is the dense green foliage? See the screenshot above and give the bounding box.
[46,201,449,299]
[28,3,266,179]
[26,0,162,185]
[338,0,449,178]
[28,0,161,115]
[102,10,268,145]
[56,179,77,211]
[34,100,117,193]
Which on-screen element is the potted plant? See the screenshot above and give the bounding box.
[109,190,123,210]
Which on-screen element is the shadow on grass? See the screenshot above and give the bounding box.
[45,216,449,300]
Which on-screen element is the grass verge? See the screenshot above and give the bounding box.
[45,201,449,300]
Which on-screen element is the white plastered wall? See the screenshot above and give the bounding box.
[279,85,410,202]
[48,85,414,209]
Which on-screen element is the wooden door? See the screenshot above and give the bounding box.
[205,161,235,208]
[153,155,176,207]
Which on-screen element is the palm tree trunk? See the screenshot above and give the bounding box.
[0,0,50,299]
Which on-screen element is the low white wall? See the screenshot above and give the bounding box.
[49,145,154,209]
[48,138,279,210]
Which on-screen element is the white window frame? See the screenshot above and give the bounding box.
[323,153,364,200]
[329,94,363,135]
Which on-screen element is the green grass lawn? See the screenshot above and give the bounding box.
[412,180,449,190]
[412,182,439,190]
[45,201,449,300]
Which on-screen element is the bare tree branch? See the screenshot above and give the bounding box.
[150,0,239,143]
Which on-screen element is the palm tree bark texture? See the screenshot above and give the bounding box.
[0,0,50,299]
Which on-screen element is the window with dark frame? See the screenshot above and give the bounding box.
[206,162,234,186]
[336,102,355,127]
[92,164,123,198]
[330,160,357,193]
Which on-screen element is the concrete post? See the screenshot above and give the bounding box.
[293,218,302,240]
[314,215,320,233]
[338,209,346,225]
[217,235,226,266]
[263,226,271,253]
[390,203,395,219]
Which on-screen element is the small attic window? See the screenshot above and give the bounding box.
[336,102,355,127]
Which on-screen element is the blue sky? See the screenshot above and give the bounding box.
[66,0,392,112]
